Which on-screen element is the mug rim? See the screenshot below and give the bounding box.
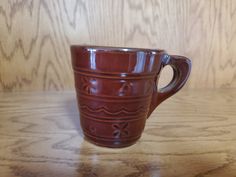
[70,45,165,54]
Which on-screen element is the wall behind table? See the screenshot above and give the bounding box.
[0,0,235,91]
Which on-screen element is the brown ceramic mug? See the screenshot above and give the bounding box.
[71,45,191,148]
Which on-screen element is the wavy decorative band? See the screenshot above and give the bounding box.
[80,104,146,116]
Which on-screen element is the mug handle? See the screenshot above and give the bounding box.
[147,54,192,117]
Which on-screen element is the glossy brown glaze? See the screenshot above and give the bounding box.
[70,45,191,148]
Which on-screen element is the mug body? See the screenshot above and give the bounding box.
[71,46,165,148]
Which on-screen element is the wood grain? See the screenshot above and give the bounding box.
[0,89,236,176]
[0,0,236,91]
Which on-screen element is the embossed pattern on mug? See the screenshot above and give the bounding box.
[112,122,129,138]
[76,75,154,97]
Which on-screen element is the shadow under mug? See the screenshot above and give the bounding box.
[71,46,191,148]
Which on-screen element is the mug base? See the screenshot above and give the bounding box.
[84,135,141,148]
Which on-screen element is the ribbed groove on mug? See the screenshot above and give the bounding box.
[73,66,156,76]
[78,92,152,102]
[73,69,155,80]
[76,89,152,99]
[80,112,146,121]
[83,131,141,141]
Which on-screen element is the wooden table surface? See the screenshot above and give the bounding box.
[0,89,236,177]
